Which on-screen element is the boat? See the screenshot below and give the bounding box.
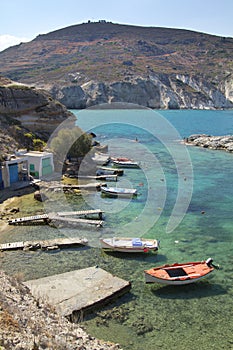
[100,237,160,253]
[96,166,124,176]
[100,185,137,198]
[92,152,110,165]
[144,258,218,285]
[111,157,140,168]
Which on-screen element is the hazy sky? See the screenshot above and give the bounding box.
[1,0,233,51]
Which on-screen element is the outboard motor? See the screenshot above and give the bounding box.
[206,258,214,267]
[206,258,219,269]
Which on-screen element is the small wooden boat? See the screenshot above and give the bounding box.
[111,158,140,168]
[144,258,218,285]
[96,166,124,176]
[100,186,137,198]
[92,153,110,165]
[100,237,160,253]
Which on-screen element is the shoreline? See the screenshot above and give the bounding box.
[0,190,124,350]
[184,134,233,152]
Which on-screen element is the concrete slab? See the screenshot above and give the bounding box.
[24,266,131,317]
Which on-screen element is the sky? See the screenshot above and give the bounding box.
[0,0,233,52]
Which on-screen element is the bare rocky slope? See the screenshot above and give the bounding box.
[0,270,122,350]
[0,76,75,156]
[0,22,233,109]
[0,76,73,139]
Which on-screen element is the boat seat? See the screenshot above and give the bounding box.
[166,267,188,278]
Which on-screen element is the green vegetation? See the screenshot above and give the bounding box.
[33,139,46,151]
[50,126,92,160]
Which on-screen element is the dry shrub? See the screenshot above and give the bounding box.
[0,309,19,331]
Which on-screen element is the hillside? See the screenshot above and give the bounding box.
[0,76,74,156]
[1,21,233,109]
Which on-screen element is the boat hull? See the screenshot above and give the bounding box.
[112,160,139,168]
[144,259,215,285]
[100,186,137,198]
[100,237,159,253]
[144,272,210,285]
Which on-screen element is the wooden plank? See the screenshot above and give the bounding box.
[8,214,49,224]
[63,183,106,190]
[0,241,25,250]
[8,210,104,225]
[56,209,103,217]
[0,237,88,251]
[48,215,103,226]
[24,267,131,317]
[78,175,118,181]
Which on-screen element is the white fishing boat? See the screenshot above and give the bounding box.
[111,157,140,168]
[100,186,137,198]
[92,153,110,165]
[100,237,160,253]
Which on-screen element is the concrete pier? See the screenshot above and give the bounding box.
[24,267,131,317]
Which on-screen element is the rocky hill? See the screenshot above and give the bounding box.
[0,76,75,155]
[0,76,73,136]
[0,22,233,109]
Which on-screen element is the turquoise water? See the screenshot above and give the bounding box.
[1,108,233,349]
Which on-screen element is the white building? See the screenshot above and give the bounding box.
[0,155,28,188]
[0,150,54,189]
[25,151,54,179]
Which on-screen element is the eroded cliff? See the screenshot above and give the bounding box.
[49,74,233,110]
[0,78,73,139]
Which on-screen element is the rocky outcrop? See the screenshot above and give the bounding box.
[185,134,233,152]
[0,81,73,138]
[49,74,233,110]
[0,270,122,350]
[220,73,233,103]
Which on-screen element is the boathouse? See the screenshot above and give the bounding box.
[0,154,28,188]
[25,151,54,179]
[0,150,54,188]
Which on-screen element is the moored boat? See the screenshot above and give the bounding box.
[111,157,140,168]
[100,185,137,198]
[100,237,160,253]
[144,258,218,285]
[92,153,110,165]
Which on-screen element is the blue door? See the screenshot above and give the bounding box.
[9,163,18,184]
[0,169,3,189]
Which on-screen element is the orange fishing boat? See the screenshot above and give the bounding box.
[144,258,218,285]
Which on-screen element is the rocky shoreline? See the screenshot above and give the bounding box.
[0,193,123,349]
[0,270,122,350]
[184,134,233,152]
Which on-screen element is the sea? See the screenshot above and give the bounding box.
[1,107,233,350]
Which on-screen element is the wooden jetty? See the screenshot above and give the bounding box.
[56,209,104,219]
[8,209,104,226]
[77,174,118,182]
[8,214,50,225]
[96,166,124,176]
[0,237,88,251]
[48,215,103,227]
[62,182,106,191]
[24,266,131,317]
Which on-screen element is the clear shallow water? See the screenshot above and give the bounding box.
[1,108,233,349]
